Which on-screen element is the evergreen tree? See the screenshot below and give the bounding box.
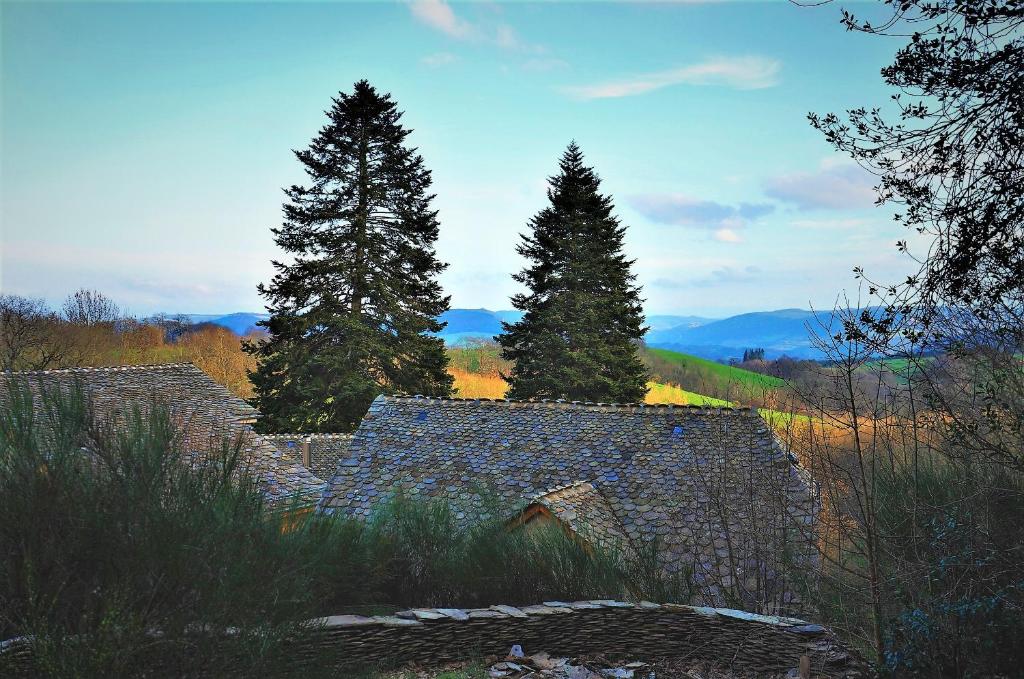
[246,81,453,432]
[497,143,649,403]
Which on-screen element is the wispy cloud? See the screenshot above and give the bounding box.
[790,217,872,230]
[628,194,773,244]
[420,51,459,68]
[765,161,877,210]
[652,265,762,290]
[714,228,742,243]
[408,0,544,53]
[409,0,477,40]
[563,56,780,100]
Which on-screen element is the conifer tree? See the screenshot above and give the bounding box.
[246,81,453,432]
[497,143,649,402]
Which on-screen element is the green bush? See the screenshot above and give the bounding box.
[805,451,1024,678]
[876,460,1024,678]
[0,381,695,676]
[0,380,339,677]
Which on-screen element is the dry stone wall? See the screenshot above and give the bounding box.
[295,600,864,678]
[0,600,864,677]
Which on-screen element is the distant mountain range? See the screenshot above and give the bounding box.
[645,308,827,360]
[182,312,269,335]
[170,307,833,361]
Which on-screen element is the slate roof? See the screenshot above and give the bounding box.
[0,363,325,506]
[263,433,354,482]
[522,481,631,552]
[320,395,816,605]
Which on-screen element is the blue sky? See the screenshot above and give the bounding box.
[1,0,922,318]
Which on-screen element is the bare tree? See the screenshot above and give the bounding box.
[0,295,73,371]
[62,289,120,326]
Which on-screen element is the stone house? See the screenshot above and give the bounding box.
[0,363,325,509]
[319,394,817,612]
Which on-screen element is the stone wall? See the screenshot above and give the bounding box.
[263,433,353,482]
[0,600,864,677]
[295,600,863,677]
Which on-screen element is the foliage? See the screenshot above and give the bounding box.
[810,0,1024,316]
[741,348,765,363]
[0,295,75,372]
[306,491,694,613]
[246,80,453,433]
[450,368,509,399]
[797,5,1024,672]
[497,143,649,403]
[0,380,335,677]
[447,340,511,376]
[0,384,695,675]
[61,289,120,326]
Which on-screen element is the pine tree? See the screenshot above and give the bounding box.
[497,143,649,403]
[246,80,453,432]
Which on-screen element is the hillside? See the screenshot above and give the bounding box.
[640,346,785,400]
[645,308,823,360]
[169,307,835,362]
[181,312,269,335]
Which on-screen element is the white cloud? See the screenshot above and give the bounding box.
[765,160,877,210]
[408,0,545,54]
[409,0,476,40]
[421,51,459,68]
[563,56,781,100]
[714,228,742,243]
[627,193,773,237]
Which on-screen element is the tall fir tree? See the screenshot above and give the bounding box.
[497,143,649,402]
[246,80,453,432]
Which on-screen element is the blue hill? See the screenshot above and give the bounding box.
[184,312,268,335]
[169,307,836,361]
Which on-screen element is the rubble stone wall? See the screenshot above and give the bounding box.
[295,600,863,678]
[0,600,864,677]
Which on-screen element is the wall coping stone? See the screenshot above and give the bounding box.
[0,599,865,678]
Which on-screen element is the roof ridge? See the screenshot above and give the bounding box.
[378,393,757,415]
[2,362,201,377]
[533,479,594,501]
[264,432,355,439]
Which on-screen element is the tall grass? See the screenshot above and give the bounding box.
[307,492,693,613]
[449,368,508,399]
[0,382,693,676]
[0,380,340,677]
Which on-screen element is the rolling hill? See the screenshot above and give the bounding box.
[645,308,828,360]
[170,307,831,362]
[641,347,785,393]
[177,312,268,335]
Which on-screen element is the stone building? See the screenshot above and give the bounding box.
[264,433,354,483]
[0,363,325,508]
[319,394,817,612]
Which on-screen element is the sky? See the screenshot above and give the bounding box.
[1,0,926,318]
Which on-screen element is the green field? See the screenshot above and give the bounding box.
[858,356,934,384]
[642,347,786,392]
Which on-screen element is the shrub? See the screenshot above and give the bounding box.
[0,380,333,676]
[0,382,698,675]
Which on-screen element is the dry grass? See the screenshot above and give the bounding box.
[448,371,736,408]
[450,369,508,399]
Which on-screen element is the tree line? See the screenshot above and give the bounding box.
[0,290,259,398]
